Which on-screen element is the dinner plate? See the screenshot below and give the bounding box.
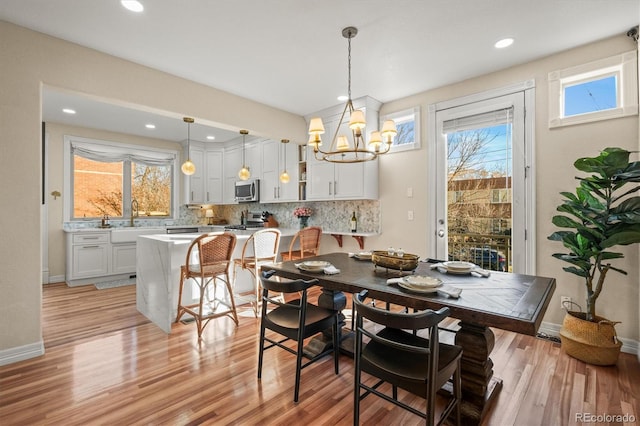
[397,281,441,293]
[298,261,331,272]
[402,275,442,288]
[442,261,476,273]
[354,252,372,261]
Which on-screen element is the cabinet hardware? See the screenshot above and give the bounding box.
[82,245,101,249]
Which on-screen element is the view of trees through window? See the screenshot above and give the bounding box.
[73,156,171,219]
[446,123,512,271]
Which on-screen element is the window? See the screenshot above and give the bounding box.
[548,50,638,128]
[64,136,178,221]
[381,106,421,152]
[491,188,509,204]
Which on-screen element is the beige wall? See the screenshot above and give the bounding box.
[343,33,638,340]
[1,19,638,361]
[0,20,306,355]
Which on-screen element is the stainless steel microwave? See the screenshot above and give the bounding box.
[235,179,260,203]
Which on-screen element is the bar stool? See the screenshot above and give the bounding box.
[175,232,238,339]
[232,228,281,317]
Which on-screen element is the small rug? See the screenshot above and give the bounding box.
[95,278,136,290]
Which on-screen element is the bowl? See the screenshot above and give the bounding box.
[371,251,419,271]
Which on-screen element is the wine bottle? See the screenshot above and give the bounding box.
[350,211,357,233]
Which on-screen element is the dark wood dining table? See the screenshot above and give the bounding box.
[263,252,555,426]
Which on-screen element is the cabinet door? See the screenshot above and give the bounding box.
[72,244,109,278]
[246,141,261,179]
[223,147,242,204]
[261,139,279,202]
[279,142,299,201]
[112,244,137,274]
[307,160,334,200]
[188,146,205,203]
[334,162,365,199]
[205,150,223,203]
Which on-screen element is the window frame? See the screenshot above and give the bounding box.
[380,106,421,153]
[63,135,179,222]
[548,50,638,128]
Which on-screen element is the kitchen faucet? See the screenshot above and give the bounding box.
[130,198,139,227]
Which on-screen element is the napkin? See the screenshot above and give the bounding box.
[437,285,462,299]
[323,265,340,275]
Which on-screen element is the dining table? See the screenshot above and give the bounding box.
[263,252,556,426]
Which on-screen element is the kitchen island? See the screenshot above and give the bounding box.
[136,228,297,333]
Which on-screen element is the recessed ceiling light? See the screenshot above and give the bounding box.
[121,1,144,13]
[206,135,216,140]
[337,95,348,102]
[62,108,76,114]
[494,38,514,49]
[145,124,155,129]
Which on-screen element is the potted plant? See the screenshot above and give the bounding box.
[548,147,640,365]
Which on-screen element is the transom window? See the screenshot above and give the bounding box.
[548,50,638,128]
[64,136,178,221]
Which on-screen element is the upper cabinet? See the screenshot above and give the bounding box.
[223,146,241,204]
[261,139,298,203]
[184,143,223,204]
[304,96,380,201]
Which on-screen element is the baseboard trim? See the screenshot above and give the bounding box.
[539,321,639,356]
[48,274,65,284]
[0,341,45,366]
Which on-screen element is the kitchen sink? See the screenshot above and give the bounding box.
[111,227,165,243]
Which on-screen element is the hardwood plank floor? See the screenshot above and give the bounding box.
[1,282,638,425]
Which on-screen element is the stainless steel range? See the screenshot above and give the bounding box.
[224,211,265,231]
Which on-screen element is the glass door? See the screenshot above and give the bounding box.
[432,92,529,273]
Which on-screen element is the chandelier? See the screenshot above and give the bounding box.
[308,27,397,163]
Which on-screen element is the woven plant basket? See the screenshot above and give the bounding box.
[559,311,622,366]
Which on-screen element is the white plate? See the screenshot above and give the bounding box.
[403,275,442,288]
[442,261,476,273]
[397,281,441,293]
[298,261,331,271]
[354,252,372,260]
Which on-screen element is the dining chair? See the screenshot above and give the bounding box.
[232,228,281,317]
[280,226,322,261]
[175,232,238,339]
[352,290,462,426]
[257,270,340,403]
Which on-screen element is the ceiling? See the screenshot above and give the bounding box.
[1,0,638,144]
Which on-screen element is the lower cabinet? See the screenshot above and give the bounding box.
[111,244,137,274]
[66,231,141,286]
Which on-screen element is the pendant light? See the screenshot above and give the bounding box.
[307,26,397,163]
[279,139,290,183]
[238,129,251,180]
[181,117,196,175]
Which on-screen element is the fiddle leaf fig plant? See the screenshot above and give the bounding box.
[548,147,640,322]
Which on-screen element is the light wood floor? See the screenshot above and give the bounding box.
[1,283,638,425]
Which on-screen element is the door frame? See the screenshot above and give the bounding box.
[427,80,537,274]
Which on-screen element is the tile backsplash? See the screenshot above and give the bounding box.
[64,200,380,232]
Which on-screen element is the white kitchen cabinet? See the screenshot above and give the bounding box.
[186,144,205,204]
[185,143,224,204]
[304,96,380,201]
[112,243,137,274]
[66,232,110,284]
[223,146,241,204]
[261,139,299,202]
[205,149,223,204]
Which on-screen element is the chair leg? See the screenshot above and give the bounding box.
[257,310,267,380]
[453,360,462,426]
[294,335,305,402]
[175,271,186,323]
[333,315,339,374]
[223,275,239,326]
